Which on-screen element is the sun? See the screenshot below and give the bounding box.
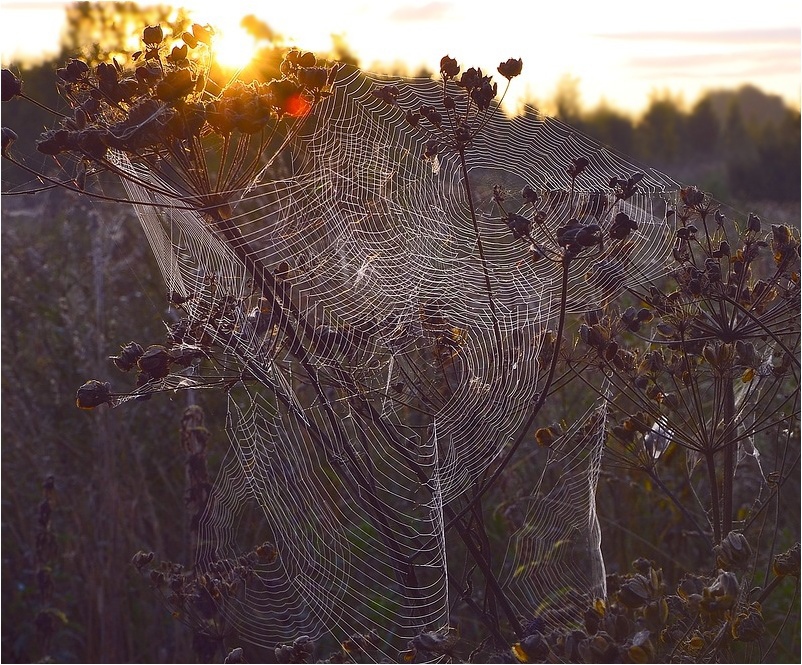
[209,22,258,70]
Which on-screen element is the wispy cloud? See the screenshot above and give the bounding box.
[389,2,453,22]
[597,27,800,45]
[627,48,800,79]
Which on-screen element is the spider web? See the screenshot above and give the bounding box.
[116,65,681,657]
[500,400,609,624]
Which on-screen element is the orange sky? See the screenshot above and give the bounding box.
[1,0,800,115]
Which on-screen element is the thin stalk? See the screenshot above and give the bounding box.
[208,208,422,596]
[667,615,699,662]
[452,578,506,646]
[706,449,722,544]
[445,505,523,638]
[443,259,570,533]
[20,92,68,118]
[648,469,712,548]
[722,375,735,537]
[761,580,799,664]
[721,293,801,369]
[756,573,786,604]
[3,154,198,210]
[457,147,502,348]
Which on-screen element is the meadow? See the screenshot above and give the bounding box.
[1,8,799,663]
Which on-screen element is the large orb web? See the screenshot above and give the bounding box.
[117,65,683,657]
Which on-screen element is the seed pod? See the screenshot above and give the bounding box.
[514,633,550,662]
[192,23,213,45]
[224,647,245,664]
[138,344,171,378]
[142,24,164,46]
[772,543,800,577]
[680,185,704,207]
[567,156,589,178]
[618,575,651,609]
[535,425,561,448]
[497,57,523,80]
[297,66,328,89]
[677,574,705,600]
[76,380,111,409]
[439,55,460,79]
[584,606,602,635]
[110,340,144,372]
[521,185,539,204]
[628,629,654,662]
[643,597,669,629]
[298,51,316,67]
[419,105,442,127]
[255,541,278,563]
[714,531,752,570]
[732,603,765,642]
[131,550,155,570]
[701,570,739,614]
[1,68,22,101]
[1,126,17,155]
[182,31,198,48]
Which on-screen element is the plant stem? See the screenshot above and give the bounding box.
[722,375,736,537]
[457,147,502,348]
[756,573,785,604]
[446,506,524,637]
[208,208,422,596]
[213,200,524,634]
[442,259,570,532]
[648,469,712,548]
[706,449,722,544]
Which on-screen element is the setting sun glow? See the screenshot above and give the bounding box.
[0,1,798,115]
[207,21,258,71]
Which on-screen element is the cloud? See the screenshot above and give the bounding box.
[626,48,800,79]
[390,2,453,22]
[597,27,800,45]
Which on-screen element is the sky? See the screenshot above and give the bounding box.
[1,0,800,115]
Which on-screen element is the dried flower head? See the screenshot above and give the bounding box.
[76,380,112,409]
[373,84,400,105]
[1,126,17,156]
[497,58,523,80]
[439,55,460,79]
[142,24,164,46]
[1,68,22,101]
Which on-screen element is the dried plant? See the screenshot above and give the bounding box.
[2,18,799,664]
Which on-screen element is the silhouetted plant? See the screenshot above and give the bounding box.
[2,17,799,665]
[567,185,800,661]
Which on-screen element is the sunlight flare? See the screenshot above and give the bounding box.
[208,21,258,70]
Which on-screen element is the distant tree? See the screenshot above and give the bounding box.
[62,2,190,64]
[729,109,801,202]
[720,99,756,160]
[582,104,635,156]
[240,13,278,43]
[637,92,684,163]
[237,18,360,84]
[551,73,582,125]
[706,84,789,127]
[684,97,719,155]
[329,33,360,67]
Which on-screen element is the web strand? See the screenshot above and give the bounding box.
[118,65,681,656]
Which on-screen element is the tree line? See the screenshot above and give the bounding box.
[2,4,799,207]
[546,77,800,205]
